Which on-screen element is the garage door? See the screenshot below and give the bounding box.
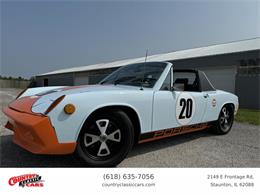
[74,75,89,85]
[74,74,108,85]
[199,66,237,93]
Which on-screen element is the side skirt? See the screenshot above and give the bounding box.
[138,122,214,144]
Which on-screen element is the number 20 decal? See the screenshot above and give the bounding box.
[176,93,196,125]
[179,98,193,119]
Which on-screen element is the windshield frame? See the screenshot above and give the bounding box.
[99,62,168,89]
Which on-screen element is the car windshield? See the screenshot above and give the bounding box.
[100,62,167,88]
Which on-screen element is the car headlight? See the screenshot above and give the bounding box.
[44,95,65,115]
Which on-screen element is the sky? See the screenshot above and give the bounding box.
[1,0,260,78]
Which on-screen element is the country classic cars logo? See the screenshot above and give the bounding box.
[8,174,44,187]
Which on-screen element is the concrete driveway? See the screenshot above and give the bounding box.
[0,88,259,167]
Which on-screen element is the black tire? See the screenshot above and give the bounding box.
[76,109,134,167]
[212,104,234,135]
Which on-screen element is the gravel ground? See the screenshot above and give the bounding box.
[0,88,259,167]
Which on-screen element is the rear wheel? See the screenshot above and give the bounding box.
[212,104,234,134]
[76,109,134,167]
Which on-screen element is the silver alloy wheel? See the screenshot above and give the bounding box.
[83,119,121,157]
[219,107,231,131]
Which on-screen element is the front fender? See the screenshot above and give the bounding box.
[74,102,142,143]
[47,91,153,143]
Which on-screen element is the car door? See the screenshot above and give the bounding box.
[152,69,207,131]
[174,90,207,126]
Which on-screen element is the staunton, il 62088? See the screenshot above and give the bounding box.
[3,62,239,166]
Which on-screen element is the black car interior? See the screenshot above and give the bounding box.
[160,69,215,92]
[173,72,200,92]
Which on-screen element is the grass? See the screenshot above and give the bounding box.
[235,109,260,126]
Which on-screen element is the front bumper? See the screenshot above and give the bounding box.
[3,107,76,154]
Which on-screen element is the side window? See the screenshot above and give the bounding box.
[160,71,171,91]
[173,72,200,92]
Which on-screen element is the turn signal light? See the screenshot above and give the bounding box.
[44,95,65,115]
[64,104,76,114]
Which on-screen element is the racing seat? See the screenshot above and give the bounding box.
[173,78,188,91]
[185,78,200,92]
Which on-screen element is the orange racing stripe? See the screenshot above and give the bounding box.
[138,122,211,144]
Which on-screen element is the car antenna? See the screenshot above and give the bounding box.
[140,49,148,91]
[145,49,148,62]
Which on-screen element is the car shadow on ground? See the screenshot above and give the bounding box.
[0,130,214,167]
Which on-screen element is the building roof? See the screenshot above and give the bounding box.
[39,37,260,76]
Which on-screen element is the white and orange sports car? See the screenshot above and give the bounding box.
[3,62,239,166]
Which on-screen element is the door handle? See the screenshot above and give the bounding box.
[203,94,209,98]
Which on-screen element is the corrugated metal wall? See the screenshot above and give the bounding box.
[235,75,260,109]
[35,50,259,109]
[36,73,74,86]
[196,66,237,93]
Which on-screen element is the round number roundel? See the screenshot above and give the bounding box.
[176,93,196,125]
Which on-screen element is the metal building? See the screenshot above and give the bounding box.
[36,38,260,109]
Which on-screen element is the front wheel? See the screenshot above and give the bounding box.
[212,104,234,134]
[76,109,134,167]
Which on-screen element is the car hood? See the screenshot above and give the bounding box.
[27,84,147,113]
[37,84,143,97]
[10,84,150,114]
